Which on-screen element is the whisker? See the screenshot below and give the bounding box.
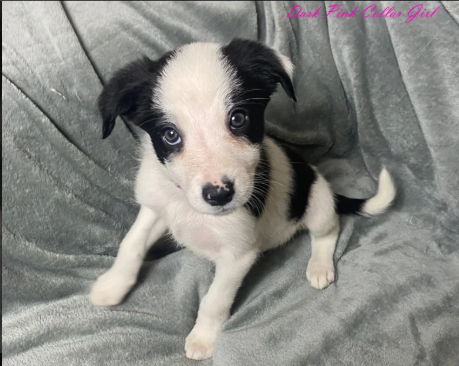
[136,118,163,129]
[233,88,267,98]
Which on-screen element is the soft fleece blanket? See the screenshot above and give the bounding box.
[2,1,459,365]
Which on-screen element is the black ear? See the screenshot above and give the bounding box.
[98,57,158,139]
[221,38,297,102]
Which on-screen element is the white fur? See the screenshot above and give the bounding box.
[304,171,340,289]
[154,43,258,216]
[362,167,396,216]
[90,207,166,306]
[90,42,395,360]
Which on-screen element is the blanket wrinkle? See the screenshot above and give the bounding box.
[3,75,134,187]
[67,5,145,145]
[383,24,438,180]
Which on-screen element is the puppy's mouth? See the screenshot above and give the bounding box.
[191,197,246,216]
[212,205,238,216]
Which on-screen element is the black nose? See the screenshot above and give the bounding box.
[202,181,235,206]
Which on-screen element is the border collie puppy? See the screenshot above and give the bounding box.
[90,38,396,360]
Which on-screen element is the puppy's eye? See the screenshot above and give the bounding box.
[162,128,181,145]
[230,109,248,130]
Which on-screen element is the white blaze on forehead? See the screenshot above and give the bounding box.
[155,43,239,127]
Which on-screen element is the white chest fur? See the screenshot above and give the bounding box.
[163,199,256,260]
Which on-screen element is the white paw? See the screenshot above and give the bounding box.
[89,270,135,306]
[185,323,218,360]
[306,260,335,290]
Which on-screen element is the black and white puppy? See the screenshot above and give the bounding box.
[90,39,396,360]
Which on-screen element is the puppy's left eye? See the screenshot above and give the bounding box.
[162,128,181,145]
[230,109,249,130]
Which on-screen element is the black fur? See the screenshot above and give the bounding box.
[334,195,365,215]
[221,39,296,145]
[244,146,270,217]
[97,52,180,164]
[148,123,184,164]
[279,146,317,221]
[221,39,296,102]
[227,104,266,145]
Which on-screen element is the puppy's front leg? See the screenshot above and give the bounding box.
[90,205,166,306]
[185,250,258,360]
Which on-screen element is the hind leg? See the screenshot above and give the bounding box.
[304,173,340,290]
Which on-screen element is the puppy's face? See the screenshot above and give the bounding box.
[99,39,295,215]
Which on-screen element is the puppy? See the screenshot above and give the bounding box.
[90,39,396,360]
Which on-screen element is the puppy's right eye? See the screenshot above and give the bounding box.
[162,128,181,146]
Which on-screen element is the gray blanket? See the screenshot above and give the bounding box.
[3,1,459,365]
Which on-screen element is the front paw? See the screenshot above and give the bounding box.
[306,259,335,290]
[185,323,219,360]
[90,270,135,306]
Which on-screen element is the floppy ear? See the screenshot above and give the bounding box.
[222,38,297,102]
[97,57,158,139]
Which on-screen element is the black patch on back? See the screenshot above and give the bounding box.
[97,51,181,164]
[334,195,365,215]
[279,146,317,221]
[244,146,270,217]
[221,39,296,145]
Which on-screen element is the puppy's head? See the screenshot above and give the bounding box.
[98,39,295,215]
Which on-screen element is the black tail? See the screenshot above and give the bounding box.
[334,168,396,217]
[334,194,366,215]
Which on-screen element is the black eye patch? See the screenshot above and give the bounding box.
[134,100,184,164]
[144,121,184,164]
[226,91,269,145]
